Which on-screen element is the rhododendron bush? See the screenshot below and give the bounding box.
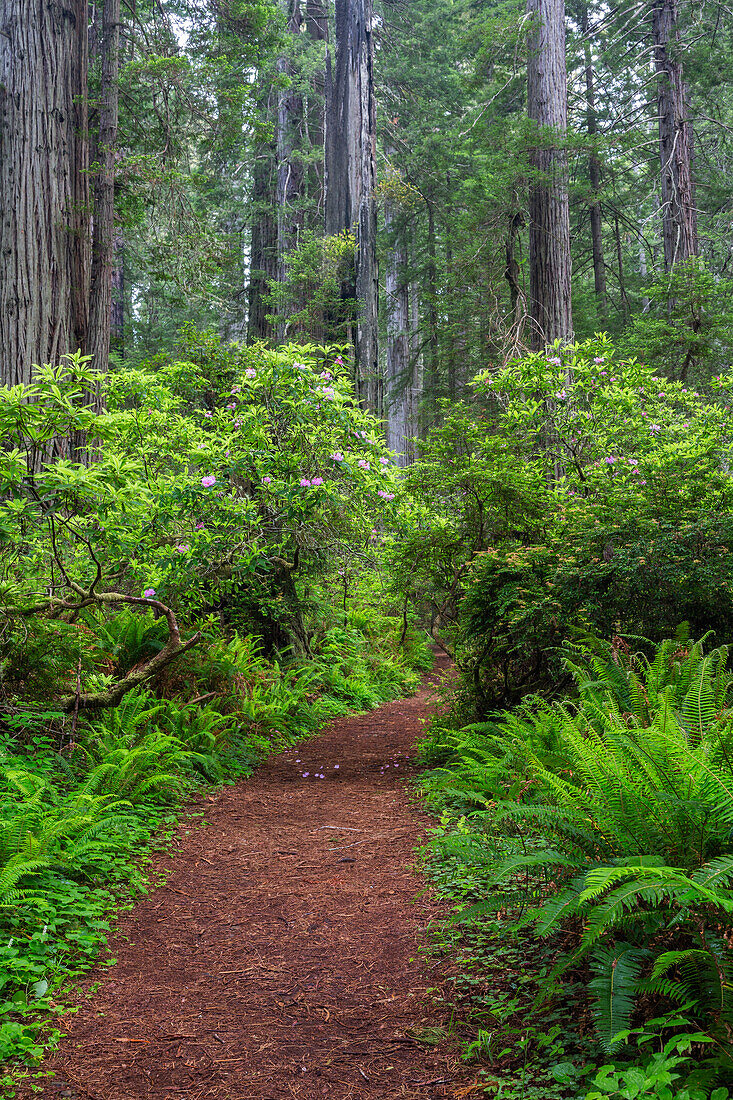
[0,340,401,707]
[389,336,733,713]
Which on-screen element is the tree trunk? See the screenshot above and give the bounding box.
[276,0,305,313]
[0,0,90,385]
[409,278,423,438]
[384,200,414,466]
[247,135,278,343]
[325,0,379,412]
[87,0,120,401]
[305,0,328,225]
[110,233,125,353]
[425,195,439,396]
[581,6,606,317]
[639,240,650,312]
[526,0,572,349]
[504,210,524,320]
[652,0,697,271]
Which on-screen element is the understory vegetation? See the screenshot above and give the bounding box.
[394,335,733,1096]
[0,339,430,1092]
[4,327,733,1096]
[418,636,733,1097]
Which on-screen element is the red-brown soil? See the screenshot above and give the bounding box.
[31,655,479,1100]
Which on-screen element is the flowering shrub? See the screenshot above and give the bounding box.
[392,336,733,711]
[0,341,400,705]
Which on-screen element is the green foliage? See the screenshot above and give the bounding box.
[392,335,733,712]
[619,261,733,388]
[418,636,733,1092]
[266,231,357,344]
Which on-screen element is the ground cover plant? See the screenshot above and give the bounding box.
[416,634,733,1097]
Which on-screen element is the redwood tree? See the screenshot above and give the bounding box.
[527,0,572,348]
[88,0,121,396]
[652,0,697,270]
[325,0,379,412]
[0,0,89,385]
[384,188,417,465]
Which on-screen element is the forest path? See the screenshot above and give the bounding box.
[35,654,477,1100]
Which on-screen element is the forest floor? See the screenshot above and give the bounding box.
[25,654,480,1100]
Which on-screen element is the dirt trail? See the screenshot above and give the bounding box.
[34,655,476,1100]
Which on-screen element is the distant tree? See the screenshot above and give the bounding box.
[527,0,572,347]
[88,0,122,399]
[652,0,697,270]
[325,0,379,412]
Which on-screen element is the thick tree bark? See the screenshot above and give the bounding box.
[526,0,572,349]
[651,0,697,270]
[305,0,328,224]
[581,7,606,317]
[247,134,278,343]
[0,0,90,385]
[110,232,125,354]
[384,200,415,466]
[325,0,379,412]
[87,0,121,400]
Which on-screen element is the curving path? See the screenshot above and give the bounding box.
[31,654,476,1100]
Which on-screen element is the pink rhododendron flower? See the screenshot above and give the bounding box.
[358,459,370,470]
[312,477,324,486]
[331,452,344,462]
[201,475,216,487]
[203,411,212,418]
[299,478,311,487]
[379,457,389,465]
[143,588,156,598]
[176,544,190,553]
[245,368,256,379]
[262,476,271,484]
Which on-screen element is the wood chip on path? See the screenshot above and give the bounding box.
[27,654,479,1099]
